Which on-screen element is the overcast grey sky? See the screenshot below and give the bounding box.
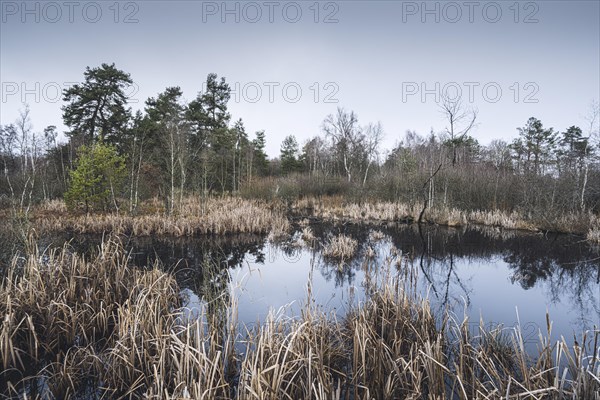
[1,0,599,156]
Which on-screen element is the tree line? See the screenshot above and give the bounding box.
[1,63,598,219]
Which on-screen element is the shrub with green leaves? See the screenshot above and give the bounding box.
[64,143,126,212]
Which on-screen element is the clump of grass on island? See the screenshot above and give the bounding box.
[2,236,599,399]
[322,234,358,262]
[369,230,386,241]
[301,226,315,243]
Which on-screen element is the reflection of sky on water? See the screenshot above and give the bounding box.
[231,243,361,327]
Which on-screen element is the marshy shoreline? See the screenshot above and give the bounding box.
[1,197,599,399]
[12,196,600,244]
[1,235,599,399]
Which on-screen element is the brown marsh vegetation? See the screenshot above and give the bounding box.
[30,197,289,237]
[322,234,359,262]
[292,196,600,240]
[11,195,598,244]
[1,236,598,399]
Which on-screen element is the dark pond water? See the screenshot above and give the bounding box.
[40,222,600,352]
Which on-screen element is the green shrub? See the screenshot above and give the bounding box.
[64,143,127,212]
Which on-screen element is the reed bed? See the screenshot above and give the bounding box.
[295,198,419,223]
[294,197,599,237]
[322,234,358,262]
[33,197,289,237]
[32,196,599,240]
[1,237,599,399]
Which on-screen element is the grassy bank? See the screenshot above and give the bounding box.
[1,237,598,399]
[28,197,289,237]
[4,195,598,246]
[292,197,600,241]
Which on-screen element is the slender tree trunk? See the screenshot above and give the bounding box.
[179,154,186,214]
[362,160,372,187]
[493,169,500,209]
[248,151,253,185]
[443,176,448,206]
[419,163,442,225]
[110,178,120,214]
[232,145,236,193]
[170,130,175,215]
[129,142,137,213]
[581,161,589,211]
[343,154,351,182]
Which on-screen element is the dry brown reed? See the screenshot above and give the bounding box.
[322,234,358,262]
[32,196,600,240]
[295,198,419,223]
[588,228,600,244]
[587,215,600,244]
[33,197,289,237]
[301,226,315,243]
[295,197,600,238]
[1,237,598,399]
[368,230,386,241]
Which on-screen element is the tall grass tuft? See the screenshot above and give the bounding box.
[322,234,358,262]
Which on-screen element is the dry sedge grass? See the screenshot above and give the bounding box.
[322,234,358,262]
[294,197,600,237]
[34,197,289,237]
[587,216,600,244]
[588,228,600,244]
[369,230,386,241]
[32,196,599,239]
[301,226,315,243]
[295,198,419,223]
[1,238,599,399]
[0,237,234,398]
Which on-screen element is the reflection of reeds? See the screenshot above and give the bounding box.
[2,238,599,398]
[468,224,519,241]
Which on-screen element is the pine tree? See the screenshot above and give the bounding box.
[62,63,133,147]
[280,135,300,175]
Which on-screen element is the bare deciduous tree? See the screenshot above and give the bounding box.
[322,107,360,182]
[439,92,477,165]
[581,100,599,210]
[362,121,384,187]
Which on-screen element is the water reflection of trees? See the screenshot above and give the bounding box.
[387,224,599,326]
[500,233,600,328]
[127,235,266,296]
[302,222,599,327]
[63,233,266,301]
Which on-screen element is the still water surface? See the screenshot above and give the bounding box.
[55,222,600,351]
